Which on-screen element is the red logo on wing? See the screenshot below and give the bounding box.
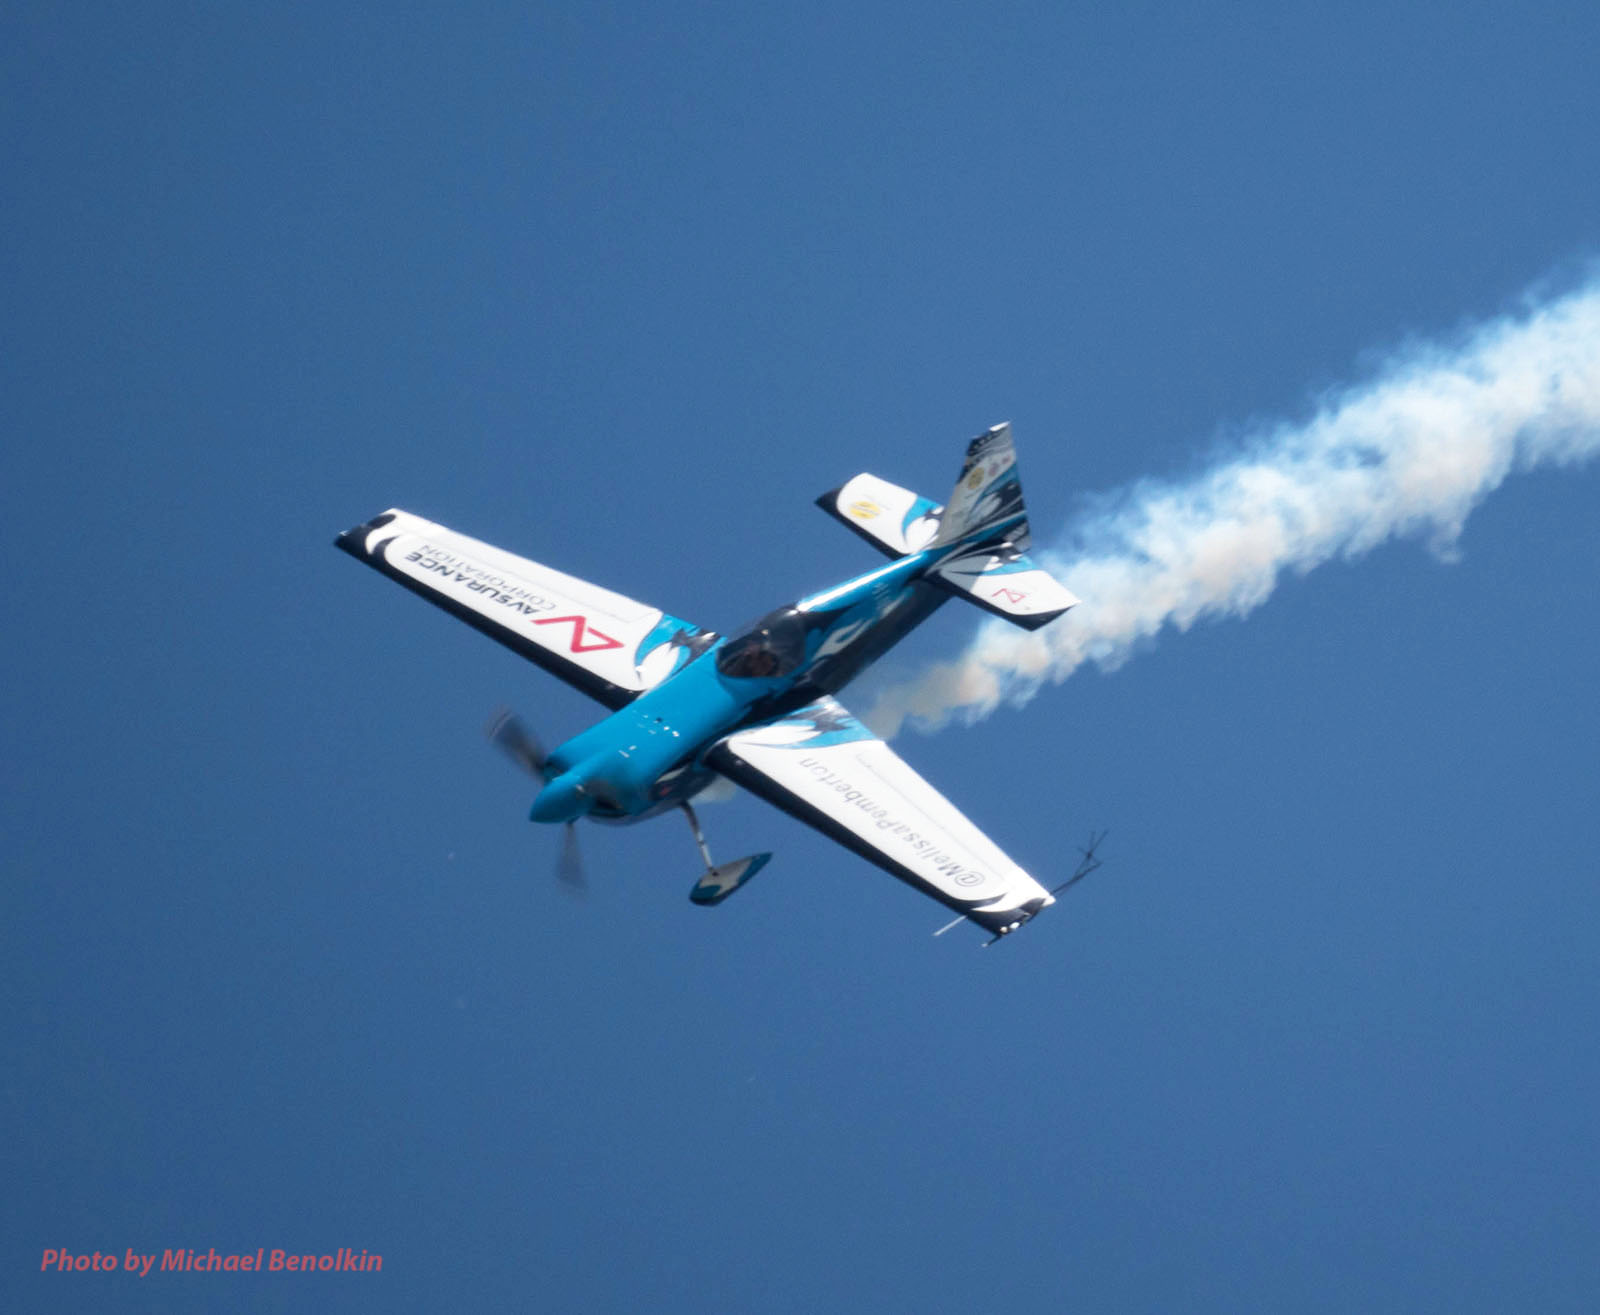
[532,615,624,653]
[992,587,1028,605]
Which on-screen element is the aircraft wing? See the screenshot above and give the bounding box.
[707,697,1056,938]
[336,509,715,709]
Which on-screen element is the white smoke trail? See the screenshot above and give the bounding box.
[871,274,1600,737]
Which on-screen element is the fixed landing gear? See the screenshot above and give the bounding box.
[681,803,772,906]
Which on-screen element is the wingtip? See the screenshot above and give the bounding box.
[334,510,399,556]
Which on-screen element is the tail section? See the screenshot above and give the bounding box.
[816,421,1079,631]
[929,541,1079,629]
[929,423,1079,630]
[931,422,1028,550]
[815,474,943,559]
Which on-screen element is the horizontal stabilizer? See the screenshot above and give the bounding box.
[816,474,943,559]
[931,544,1079,630]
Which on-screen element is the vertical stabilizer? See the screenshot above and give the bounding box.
[931,422,1029,549]
[928,423,1078,630]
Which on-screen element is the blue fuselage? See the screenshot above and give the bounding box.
[530,550,946,824]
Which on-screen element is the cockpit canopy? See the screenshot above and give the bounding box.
[715,606,810,680]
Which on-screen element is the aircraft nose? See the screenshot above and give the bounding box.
[529,771,588,824]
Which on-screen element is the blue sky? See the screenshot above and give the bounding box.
[5,4,1598,1311]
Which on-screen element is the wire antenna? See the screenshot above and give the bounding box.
[1050,830,1107,898]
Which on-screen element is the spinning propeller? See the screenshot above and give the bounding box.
[486,709,586,893]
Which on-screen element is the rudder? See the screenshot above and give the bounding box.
[928,423,1078,630]
[931,422,1029,550]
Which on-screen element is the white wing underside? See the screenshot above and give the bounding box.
[336,509,710,708]
[709,698,1055,935]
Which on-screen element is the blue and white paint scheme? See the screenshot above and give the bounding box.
[337,423,1080,941]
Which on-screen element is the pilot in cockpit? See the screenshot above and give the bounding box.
[715,608,807,680]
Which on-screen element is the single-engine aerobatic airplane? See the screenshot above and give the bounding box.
[337,423,1098,942]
